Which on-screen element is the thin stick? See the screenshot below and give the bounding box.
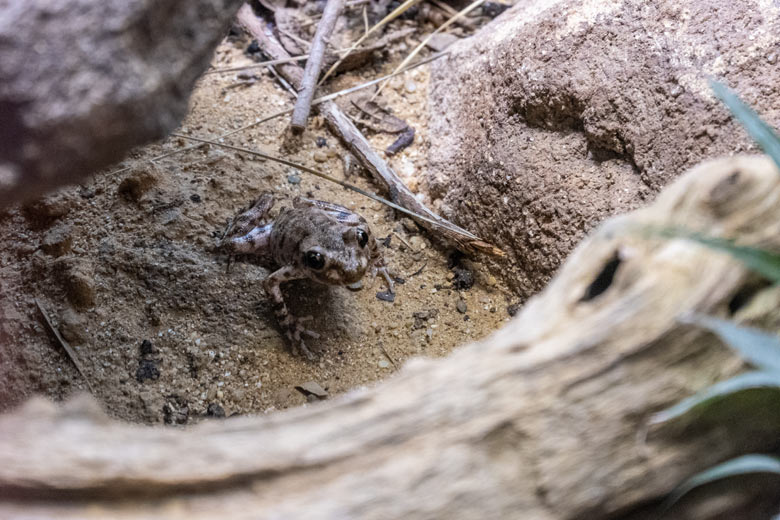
[371,0,485,101]
[204,54,310,75]
[379,343,398,370]
[109,53,445,177]
[318,0,423,86]
[291,0,345,132]
[35,299,94,394]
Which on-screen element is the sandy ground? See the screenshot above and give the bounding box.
[0,28,516,424]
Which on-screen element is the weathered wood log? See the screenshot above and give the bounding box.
[2,155,780,518]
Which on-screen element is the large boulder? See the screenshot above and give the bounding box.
[426,0,780,297]
[0,0,242,206]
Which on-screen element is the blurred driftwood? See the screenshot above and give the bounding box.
[2,155,780,518]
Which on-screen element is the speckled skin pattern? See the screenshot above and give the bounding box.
[221,193,393,359]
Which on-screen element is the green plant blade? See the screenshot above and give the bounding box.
[663,454,780,511]
[650,227,780,283]
[710,79,780,172]
[650,370,780,425]
[680,314,780,372]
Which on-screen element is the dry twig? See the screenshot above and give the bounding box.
[291,0,345,131]
[34,299,94,394]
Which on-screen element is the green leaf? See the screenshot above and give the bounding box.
[710,80,780,172]
[651,227,780,283]
[663,454,780,510]
[680,314,780,372]
[650,370,780,425]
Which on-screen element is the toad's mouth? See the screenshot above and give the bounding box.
[325,267,365,285]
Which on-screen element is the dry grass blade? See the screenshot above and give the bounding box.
[204,54,310,75]
[371,0,485,100]
[109,53,444,177]
[35,299,94,394]
[318,0,423,86]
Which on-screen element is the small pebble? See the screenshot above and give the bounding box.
[190,194,202,203]
[206,403,226,418]
[41,224,72,256]
[139,339,154,355]
[404,80,417,93]
[287,173,301,185]
[376,290,395,302]
[316,137,327,147]
[347,281,363,291]
[313,151,328,163]
[378,360,390,368]
[456,299,467,314]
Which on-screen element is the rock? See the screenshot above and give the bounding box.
[40,224,72,256]
[316,137,327,147]
[287,173,301,185]
[295,381,328,399]
[136,359,160,383]
[425,33,459,52]
[162,396,189,425]
[190,193,202,203]
[206,402,226,418]
[118,168,157,202]
[58,308,87,344]
[346,281,363,291]
[408,235,427,251]
[412,309,438,330]
[426,0,780,298]
[456,299,467,314]
[55,259,96,310]
[404,81,417,94]
[376,290,395,303]
[22,194,72,225]
[0,0,243,207]
[378,360,390,369]
[452,266,474,291]
[313,151,328,163]
[139,339,155,356]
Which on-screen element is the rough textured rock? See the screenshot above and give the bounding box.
[0,0,243,207]
[426,0,780,298]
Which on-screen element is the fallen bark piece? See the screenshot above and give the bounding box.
[1,155,780,519]
[295,381,329,399]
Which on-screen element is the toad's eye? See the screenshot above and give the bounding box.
[356,229,369,248]
[304,251,325,270]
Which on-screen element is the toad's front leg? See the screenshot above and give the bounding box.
[263,265,321,360]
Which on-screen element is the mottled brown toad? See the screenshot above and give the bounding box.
[220,193,393,359]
